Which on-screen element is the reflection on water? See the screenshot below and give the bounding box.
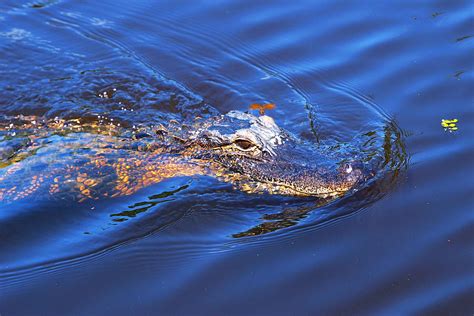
[232,202,324,238]
[111,184,189,222]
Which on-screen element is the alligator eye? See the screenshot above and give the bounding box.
[344,163,353,174]
[234,139,254,150]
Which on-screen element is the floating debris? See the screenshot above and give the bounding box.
[28,0,58,9]
[453,70,465,79]
[441,119,459,132]
[456,35,472,42]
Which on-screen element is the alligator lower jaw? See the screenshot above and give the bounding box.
[212,169,350,198]
[272,186,348,199]
[236,180,349,198]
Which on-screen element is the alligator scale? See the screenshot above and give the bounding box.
[0,111,370,203]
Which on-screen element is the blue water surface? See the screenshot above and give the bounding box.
[0,0,473,315]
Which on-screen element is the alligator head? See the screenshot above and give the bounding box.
[178,111,370,198]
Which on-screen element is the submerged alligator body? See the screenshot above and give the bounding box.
[0,111,370,202]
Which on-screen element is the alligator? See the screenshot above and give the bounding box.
[0,111,370,202]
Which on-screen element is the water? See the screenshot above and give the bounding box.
[0,0,473,314]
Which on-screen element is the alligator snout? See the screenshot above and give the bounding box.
[340,161,370,186]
